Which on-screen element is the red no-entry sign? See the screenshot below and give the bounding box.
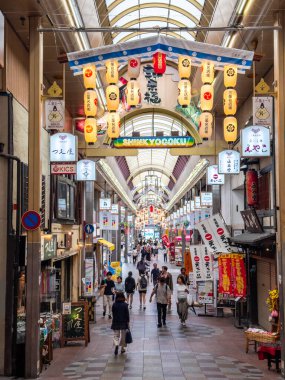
[21,210,41,231]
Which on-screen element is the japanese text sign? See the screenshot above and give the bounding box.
[207,165,225,185]
[45,99,65,131]
[76,160,96,181]
[253,97,273,128]
[50,133,77,162]
[241,126,270,157]
[218,150,240,174]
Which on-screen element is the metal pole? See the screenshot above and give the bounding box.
[25,16,43,379]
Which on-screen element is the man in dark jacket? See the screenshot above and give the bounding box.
[151,263,160,286]
[125,271,136,309]
[111,293,130,355]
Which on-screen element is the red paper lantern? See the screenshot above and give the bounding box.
[149,205,154,213]
[153,52,166,76]
[246,169,258,206]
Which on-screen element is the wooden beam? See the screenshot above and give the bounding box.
[79,147,139,157]
[169,141,227,156]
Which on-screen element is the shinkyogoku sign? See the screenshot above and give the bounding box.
[113,136,194,149]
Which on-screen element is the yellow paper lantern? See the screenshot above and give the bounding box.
[223,89,237,115]
[84,90,98,117]
[107,112,120,138]
[200,84,214,111]
[224,64,238,88]
[106,60,118,84]
[201,61,214,84]
[126,79,140,107]
[83,65,96,89]
[84,118,97,143]
[178,79,191,108]
[178,56,191,79]
[128,58,141,79]
[106,85,120,111]
[199,112,213,139]
[224,116,237,143]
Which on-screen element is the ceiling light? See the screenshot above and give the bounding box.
[237,0,247,15]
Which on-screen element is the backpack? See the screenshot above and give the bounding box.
[140,275,147,289]
[125,277,135,292]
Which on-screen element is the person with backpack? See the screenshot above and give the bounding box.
[136,271,148,309]
[125,271,136,309]
[149,277,171,327]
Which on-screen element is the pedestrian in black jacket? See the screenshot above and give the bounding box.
[111,293,130,355]
[125,271,136,309]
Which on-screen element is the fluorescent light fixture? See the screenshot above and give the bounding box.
[237,0,247,14]
[64,0,90,51]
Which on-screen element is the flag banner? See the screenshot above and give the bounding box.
[218,254,246,297]
[190,245,213,281]
[232,256,247,297]
[218,256,232,294]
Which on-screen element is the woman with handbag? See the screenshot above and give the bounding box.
[111,292,130,355]
[176,275,189,327]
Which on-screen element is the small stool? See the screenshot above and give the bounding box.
[257,345,281,372]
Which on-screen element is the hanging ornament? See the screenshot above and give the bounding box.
[106,60,118,84]
[83,65,96,89]
[224,116,237,143]
[178,56,191,79]
[84,90,98,117]
[128,58,141,79]
[223,89,237,115]
[106,84,120,111]
[200,84,214,111]
[153,52,166,76]
[107,112,120,138]
[201,61,214,84]
[84,118,97,143]
[199,112,213,139]
[126,79,140,107]
[178,79,191,108]
[224,64,238,88]
[246,169,258,206]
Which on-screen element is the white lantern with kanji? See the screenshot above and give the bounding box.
[178,79,191,108]
[201,61,214,84]
[199,112,213,139]
[126,80,140,107]
[200,84,214,111]
[128,58,141,79]
[106,60,119,84]
[83,65,96,89]
[84,118,97,143]
[223,89,237,115]
[107,112,120,138]
[106,84,120,111]
[84,90,98,117]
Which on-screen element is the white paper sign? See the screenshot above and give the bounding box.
[50,133,77,162]
[201,192,213,207]
[77,160,96,181]
[100,198,111,210]
[241,126,270,157]
[110,214,119,230]
[62,302,71,315]
[207,165,225,185]
[253,96,273,127]
[190,245,213,281]
[111,204,119,214]
[99,211,111,230]
[218,150,240,174]
[194,196,201,209]
[45,99,65,130]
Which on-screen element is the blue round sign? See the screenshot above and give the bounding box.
[21,210,41,231]
[84,224,94,235]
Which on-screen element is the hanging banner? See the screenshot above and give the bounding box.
[190,245,213,281]
[194,196,201,209]
[45,99,65,131]
[207,165,225,185]
[190,246,204,281]
[195,213,232,254]
[99,211,111,230]
[200,192,213,207]
[111,204,119,214]
[99,198,112,210]
[253,97,273,128]
[84,259,94,296]
[218,150,240,174]
[218,256,232,295]
[162,234,170,247]
[110,214,119,231]
[241,126,270,157]
[50,133,77,162]
[76,160,96,181]
[231,256,246,297]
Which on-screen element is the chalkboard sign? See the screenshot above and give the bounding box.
[61,302,89,347]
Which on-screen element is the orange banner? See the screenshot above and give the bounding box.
[218,256,232,294]
[232,257,246,297]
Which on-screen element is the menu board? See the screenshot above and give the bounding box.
[61,302,89,347]
[197,281,214,305]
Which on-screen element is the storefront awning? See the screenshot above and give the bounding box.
[230,232,275,246]
[97,238,115,251]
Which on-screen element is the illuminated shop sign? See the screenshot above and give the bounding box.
[76,160,96,181]
[113,136,194,149]
[207,165,225,185]
[50,133,77,162]
[241,126,270,157]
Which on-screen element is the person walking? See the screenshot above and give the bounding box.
[176,275,189,326]
[100,271,115,319]
[137,258,147,274]
[111,293,130,355]
[162,244,168,262]
[132,246,139,264]
[125,271,136,309]
[151,263,160,286]
[136,271,148,310]
[160,266,173,310]
[149,277,171,327]
[180,267,190,285]
[114,276,125,294]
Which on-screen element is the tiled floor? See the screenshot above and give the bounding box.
[40,256,281,380]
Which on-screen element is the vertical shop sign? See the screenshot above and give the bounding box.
[241,126,270,157]
[45,99,65,131]
[218,150,240,174]
[195,219,220,254]
[200,245,213,280]
[99,211,111,230]
[253,96,273,127]
[231,255,246,297]
[84,259,94,296]
[190,246,203,281]
[218,255,232,294]
[207,213,232,253]
[110,214,119,230]
[143,64,161,105]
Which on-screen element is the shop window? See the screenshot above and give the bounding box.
[257,172,270,210]
[56,177,76,222]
